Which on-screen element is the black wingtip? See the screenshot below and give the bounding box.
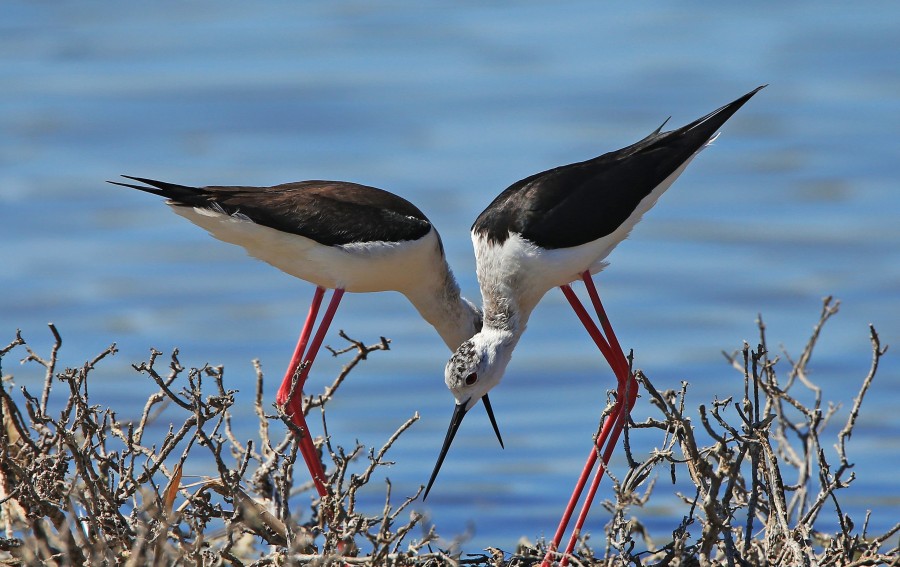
[688,84,766,134]
[107,176,165,195]
[119,174,168,187]
[107,175,200,201]
[632,85,765,155]
[653,116,671,137]
[735,84,767,107]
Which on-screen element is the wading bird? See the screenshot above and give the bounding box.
[110,177,504,497]
[422,86,764,559]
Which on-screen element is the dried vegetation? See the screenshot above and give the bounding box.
[0,298,897,566]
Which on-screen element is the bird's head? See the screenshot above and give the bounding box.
[424,330,514,498]
[444,337,494,409]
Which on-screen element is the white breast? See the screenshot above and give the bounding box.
[473,140,708,321]
[170,204,444,294]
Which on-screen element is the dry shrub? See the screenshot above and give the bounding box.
[0,297,897,566]
[529,297,899,567]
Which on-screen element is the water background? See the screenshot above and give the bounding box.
[2,1,899,552]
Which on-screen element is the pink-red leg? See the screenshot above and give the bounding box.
[275,287,326,496]
[543,273,638,566]
[276,286,345,498]
[559,375,637,566]
[291,288,345,403]
[558,275,639,564]
[582,272,626,367]
[544,285,618,562]
[277,286,325,409]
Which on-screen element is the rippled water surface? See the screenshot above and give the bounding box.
[2,1,899,551]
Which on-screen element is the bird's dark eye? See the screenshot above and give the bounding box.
[465,373,478,386]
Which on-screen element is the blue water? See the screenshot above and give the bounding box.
[2,0,899,553]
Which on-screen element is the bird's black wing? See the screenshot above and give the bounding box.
[111,177,433,246]
[474,86,764,249]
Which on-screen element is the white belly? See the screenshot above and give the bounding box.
[474,232,606,319]
[170,204,444,293]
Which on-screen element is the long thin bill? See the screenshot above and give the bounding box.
[423,401,469,500]
[482,394,504,449]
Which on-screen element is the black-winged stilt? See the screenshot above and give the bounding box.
[109,178,503,497]
[423,86,764,556]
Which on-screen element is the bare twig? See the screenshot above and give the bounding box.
[0,303,896,566]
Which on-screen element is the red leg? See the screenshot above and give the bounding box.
[293,288,344,396]
[543,274,637,566]
[559,378,637,566]
[571,274,639,540]
[276,287,345,498]
[544,285,615,560]
[559,277,639,562]
[559,285,619,369]
[582,272,626,369]
[277,286,325,408]
[275,287,326,496]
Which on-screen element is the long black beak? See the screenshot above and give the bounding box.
[482,394,504,449]
[424,400,469,500]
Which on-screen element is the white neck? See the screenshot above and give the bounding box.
[402,266,482,351]
[474,233,551,341]
[481,280,528,336]
[480,325,519,365]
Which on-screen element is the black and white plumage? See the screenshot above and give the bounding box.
[110,175,492,350]
[112,177,477,343]
[110,177,503,497]
[425,86,765,498]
